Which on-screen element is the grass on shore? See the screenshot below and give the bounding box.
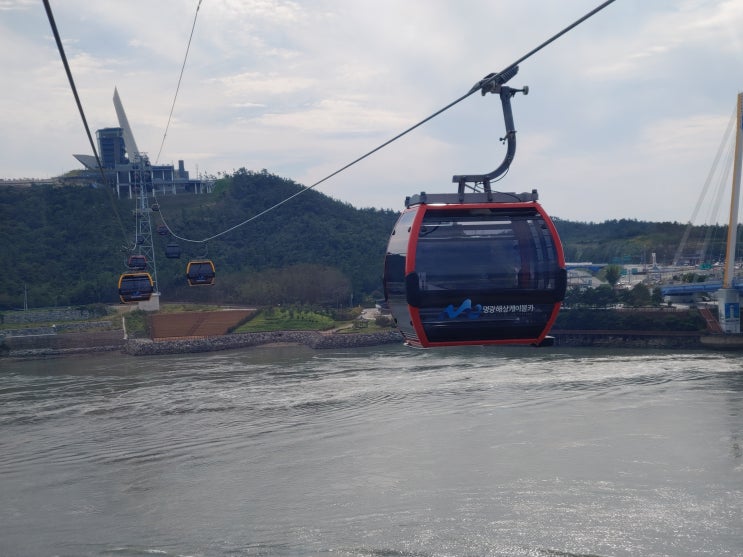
[234,307,394,334]
[234,308,336,332]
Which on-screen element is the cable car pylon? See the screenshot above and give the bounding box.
[115,88,160,308]
[134,155,160,302]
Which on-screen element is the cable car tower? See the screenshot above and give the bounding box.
[131,154,158,288]
[114,88,160,308]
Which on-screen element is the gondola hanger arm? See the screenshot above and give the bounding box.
[453,66,529,194]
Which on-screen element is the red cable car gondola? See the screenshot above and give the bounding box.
[382,66,566,348]
[126,254,147,270]
[384,193,566,348]
[118,272,154,304]
[186,260,216,286]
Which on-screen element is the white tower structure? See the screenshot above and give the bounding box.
[113,87,140,161]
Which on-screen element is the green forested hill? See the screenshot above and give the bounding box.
[0,168,729,310]
[553,218,727,264]
[0,169,399,309]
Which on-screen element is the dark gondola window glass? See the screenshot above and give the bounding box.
[414,208,560,295]
[120,277,153,293]
[188,263,213,277]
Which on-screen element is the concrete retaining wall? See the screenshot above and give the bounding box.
[1,307,102,325]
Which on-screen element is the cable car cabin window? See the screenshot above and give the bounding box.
[118,273,154,304]
[414,210,562,296]
[186,260,215,286]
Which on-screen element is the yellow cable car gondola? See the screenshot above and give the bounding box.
[186,260,216,286]
[118,272,154,303]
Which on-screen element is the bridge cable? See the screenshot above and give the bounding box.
[673,108,736,265]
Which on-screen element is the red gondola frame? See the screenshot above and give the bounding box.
[384,194,566,348]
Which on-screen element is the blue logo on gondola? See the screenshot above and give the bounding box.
[439,298,482,320]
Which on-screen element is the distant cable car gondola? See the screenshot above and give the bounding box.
[186,260,215,286]
[165,242,181,259]
[383,66,566,348]
[118,272,154,304]
[157,224,169,235]
[127,254,147,270]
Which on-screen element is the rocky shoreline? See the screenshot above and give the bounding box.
[122,330,404,356]
[3,329,405,359]
[550,330,704,349]
[3,328,717,359]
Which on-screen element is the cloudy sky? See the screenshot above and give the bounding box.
[3,0,743,223]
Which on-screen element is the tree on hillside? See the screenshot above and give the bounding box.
[235,264,351,306]
[589,284,617,308]
[622,283,652,307]
[604,264,622,287]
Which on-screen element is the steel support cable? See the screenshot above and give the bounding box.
[700,145,733,264]
[156,0,202,165]
[695,117,735,264]
[673,109,736,265]
[43,0,131,246]
[700,110,736,224]
[709,139,736,261]
[161,89,476,244]
[707,137,734,224]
